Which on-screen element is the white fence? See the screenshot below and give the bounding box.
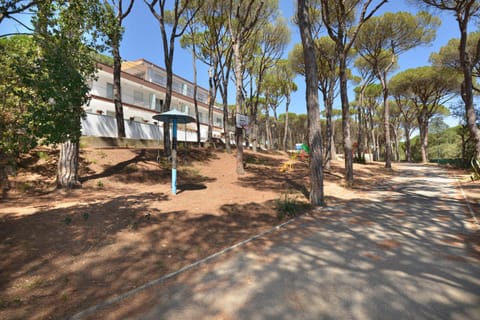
[81,112,209,142]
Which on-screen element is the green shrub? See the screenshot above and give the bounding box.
[276,191,309,220]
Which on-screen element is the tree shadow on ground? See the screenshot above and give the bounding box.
[83,165,480,320]
[0,193,286,319]
[80,148,218,185]
[239,158,310,198]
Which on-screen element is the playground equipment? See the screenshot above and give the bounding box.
[279,160,295,172]
[471,157,480,181]
[153,110,195,194]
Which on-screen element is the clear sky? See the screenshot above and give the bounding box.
[118,0,462,125]
[0,0,466,125]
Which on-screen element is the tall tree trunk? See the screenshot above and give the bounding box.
[192,39,201,146]
[418,114,429,163]
[393,126,400,162]
[381,71,392,168]
[339,53,353,183]
[250,103,258,153]
[113,45,126,138]
[110,1,134,139]
[383,89,392,168]
[331,119,336,161]
[251,122,258,152]
[208,67,214,142]
[57,140,80,188]
[233,40,245,174]
[272,107,279,150]
[265,108,272,149]
[371,126,378,161]
[283,94,290,151]
[357,105,363,160]
[459,27,480,159]
[298,0,324,206]
[461,127,467,161]
[0,152,11,198]
[404,125,412,162]
[221,82,231,153]
[363,107,369,160]
[324,92,332,170]
[163,61,172,156]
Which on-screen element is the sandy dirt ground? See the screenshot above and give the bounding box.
[0,146,478,320]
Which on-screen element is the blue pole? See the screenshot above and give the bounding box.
[172,167,177,194]
[172,119,177,194]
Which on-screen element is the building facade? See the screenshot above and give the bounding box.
[81,59,224,142]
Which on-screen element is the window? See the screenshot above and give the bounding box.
[215,117,223,127]
[134,90,144,105]
[149,94,155,109]
[156,99,163,112]
[106,83,114,99]
[150,94,163,112]
[197,92,208,104]
[172,81,182,94]
[151,71,166,86]
[178,103,189,114]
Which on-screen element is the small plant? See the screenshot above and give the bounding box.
[276,191,306,220]
[64,216,72,225]
[180,167,200,177]
[83,212,89,221]
[155,260,165,270]
[129,221,138,230]
[17,182,32,193]
[10,298,22,307]
[197,245,204,256]
[0,298,23,308]
[244,155,267,165]
[24,278,45,289]
[123,163,139,173]
[354,156,366,164]
[471,158,480,181]
[96,151,107,159]
[96,180,104,188]
[37,151,49,161]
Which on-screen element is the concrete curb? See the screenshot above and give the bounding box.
[455,178,479,226]
[68,215,300,320]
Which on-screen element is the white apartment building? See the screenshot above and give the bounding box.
[81,59,224,142]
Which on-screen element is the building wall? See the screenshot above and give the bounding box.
[81,112,208,142]
[82,61,223,141]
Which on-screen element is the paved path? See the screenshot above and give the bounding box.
[74,163,480,320]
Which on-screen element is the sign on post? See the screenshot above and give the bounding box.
[236,113,249,129]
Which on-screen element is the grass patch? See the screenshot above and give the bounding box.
[20,278,46,289]
[276,190,310,220]
[96,151,108,159]
[0,298,23,309]
[179,167,200,176]
[17,182,32,193]
[122,163,139,173]
[244,155,269,165]
[37,151,49,161]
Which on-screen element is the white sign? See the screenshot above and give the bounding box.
[236,113,249,128]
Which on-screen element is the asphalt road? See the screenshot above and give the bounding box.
[73,163,480,320]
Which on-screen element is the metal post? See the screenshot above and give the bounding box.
[172,119,177,194]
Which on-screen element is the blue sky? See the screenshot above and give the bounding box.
[0,0,465,125]
[120,0,462,125]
